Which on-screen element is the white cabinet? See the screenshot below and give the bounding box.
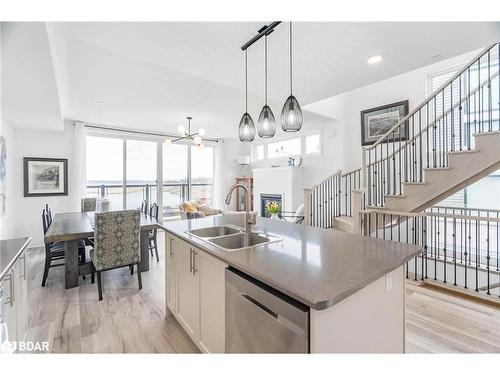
[165,234,227,353]
[165,234,178,315]
[15,253,28,343]
[1,269,17,353]
[198,251,226,353]
[1,252,28,353]
[177,240,200,341]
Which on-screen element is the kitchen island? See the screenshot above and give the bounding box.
[162,215,421,353]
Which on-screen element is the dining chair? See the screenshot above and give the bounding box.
[90,209,142,301]
[141,200,149,215]
[41,205,87,287]
[149,203,159,262]
[81,197,97,212]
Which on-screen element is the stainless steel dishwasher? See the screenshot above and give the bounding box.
[225,267,309,353]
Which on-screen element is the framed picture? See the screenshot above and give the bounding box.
[360,100,409,146]
[23,157,68,197]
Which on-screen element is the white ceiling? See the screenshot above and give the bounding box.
[3,22,500,137]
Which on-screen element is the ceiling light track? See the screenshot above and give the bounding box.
[241,21,281,51]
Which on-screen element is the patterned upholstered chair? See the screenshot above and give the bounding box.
[90,209,142,300]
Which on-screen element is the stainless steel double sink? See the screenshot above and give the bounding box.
[186,225,281,251]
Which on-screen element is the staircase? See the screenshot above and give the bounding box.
[305,41,500,230]
[303,42,500,299]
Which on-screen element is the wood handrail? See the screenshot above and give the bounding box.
[364,42,499,151]
[360,209,500,222]
[341,168,362,177]
[364,69,499,168]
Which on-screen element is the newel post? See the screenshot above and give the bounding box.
[303,188,312,226]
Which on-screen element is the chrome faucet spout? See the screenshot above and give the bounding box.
[225,183,256,233]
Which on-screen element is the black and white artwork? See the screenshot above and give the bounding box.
[24,157,68,197]
[361,100,409,146]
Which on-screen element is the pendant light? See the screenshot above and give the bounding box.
[257,34,276,138]
[238,49,256,142]
[281,22,303,132]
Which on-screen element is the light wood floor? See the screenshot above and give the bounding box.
[25,233,500,353]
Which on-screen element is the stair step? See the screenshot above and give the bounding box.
[423,166,451,171]
[448,149,479,155]
[473,130,500,137]
[403,181,427,186]
[365,205,387,210]
[385,194,407,198]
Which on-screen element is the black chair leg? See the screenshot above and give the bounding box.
[97,271,103,301]
[149,240,154,257]
[129,265,134,275]
[154,238,159,262]
[91,272,95,284]
[41,254,51,287]
[137,263,142,290]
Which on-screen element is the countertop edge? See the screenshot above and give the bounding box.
[0,237,32,282]
[162,226,420,310]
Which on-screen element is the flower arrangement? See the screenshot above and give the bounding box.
[265,201,281,216]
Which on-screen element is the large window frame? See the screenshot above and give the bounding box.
[85,129,216,217]
[250,130,323,163]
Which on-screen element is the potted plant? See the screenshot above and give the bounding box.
[265,201,281,220]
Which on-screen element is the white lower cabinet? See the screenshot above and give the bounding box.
[198,250,226,353]
[1,252,28,353]
[165,234,227,353]
[177,240,200,341]
[165,234,178,315]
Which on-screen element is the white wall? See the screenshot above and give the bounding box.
[250,49,482,189]
[7,122,77,246]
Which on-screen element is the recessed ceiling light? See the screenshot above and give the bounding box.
[97,100,105,105]
[430,54,443,61]
[368,55,383,64]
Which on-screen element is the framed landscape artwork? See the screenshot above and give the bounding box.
[360,100,409,146]
[23,157,68,197]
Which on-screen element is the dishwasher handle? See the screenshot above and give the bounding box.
[240,293,278,319]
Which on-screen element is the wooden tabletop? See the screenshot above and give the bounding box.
[44,212,161,243]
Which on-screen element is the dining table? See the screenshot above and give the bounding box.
[44,211,161,289]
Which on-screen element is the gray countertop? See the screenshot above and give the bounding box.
[161,215,421,310]
[0,237,32,282]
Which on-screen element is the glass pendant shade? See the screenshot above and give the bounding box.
[257,105,276,138]
[238,112,256,142]
[281,95,303,132]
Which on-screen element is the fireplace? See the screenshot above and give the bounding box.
[260,194,282,218]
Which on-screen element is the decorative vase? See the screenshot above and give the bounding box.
[270,213,280,220]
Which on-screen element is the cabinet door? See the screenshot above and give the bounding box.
[198,251,227,353]
[1,269,17,353]
[15,254,28,342]
[177,240,200,341]
[165,234,178,315]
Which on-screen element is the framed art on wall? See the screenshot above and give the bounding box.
[23,157,68,197]
[360,100,409,146]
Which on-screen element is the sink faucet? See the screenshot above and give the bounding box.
[225,183,257,233]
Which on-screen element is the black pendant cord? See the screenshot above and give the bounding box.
[289,21,293,95]
[264,35,268,105]
[245,49,248,113]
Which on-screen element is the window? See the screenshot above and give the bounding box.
[267,138,301,159]
[191,145,215,206]
[126,139,157,209]
[162,143,189,210]
[86,132,217,217]
[86,136,124,210]
[254,144,264,160]
[305,134,320,154]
